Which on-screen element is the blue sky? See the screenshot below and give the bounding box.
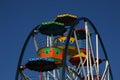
[0,0,120,80]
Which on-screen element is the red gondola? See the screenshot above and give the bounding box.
[72,28,86,40]
[69,48,105,66]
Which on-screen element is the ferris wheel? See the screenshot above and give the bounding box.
[15,14,113,80]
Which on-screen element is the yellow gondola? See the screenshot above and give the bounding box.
[54,14,77,26]
[54,36,78,56]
